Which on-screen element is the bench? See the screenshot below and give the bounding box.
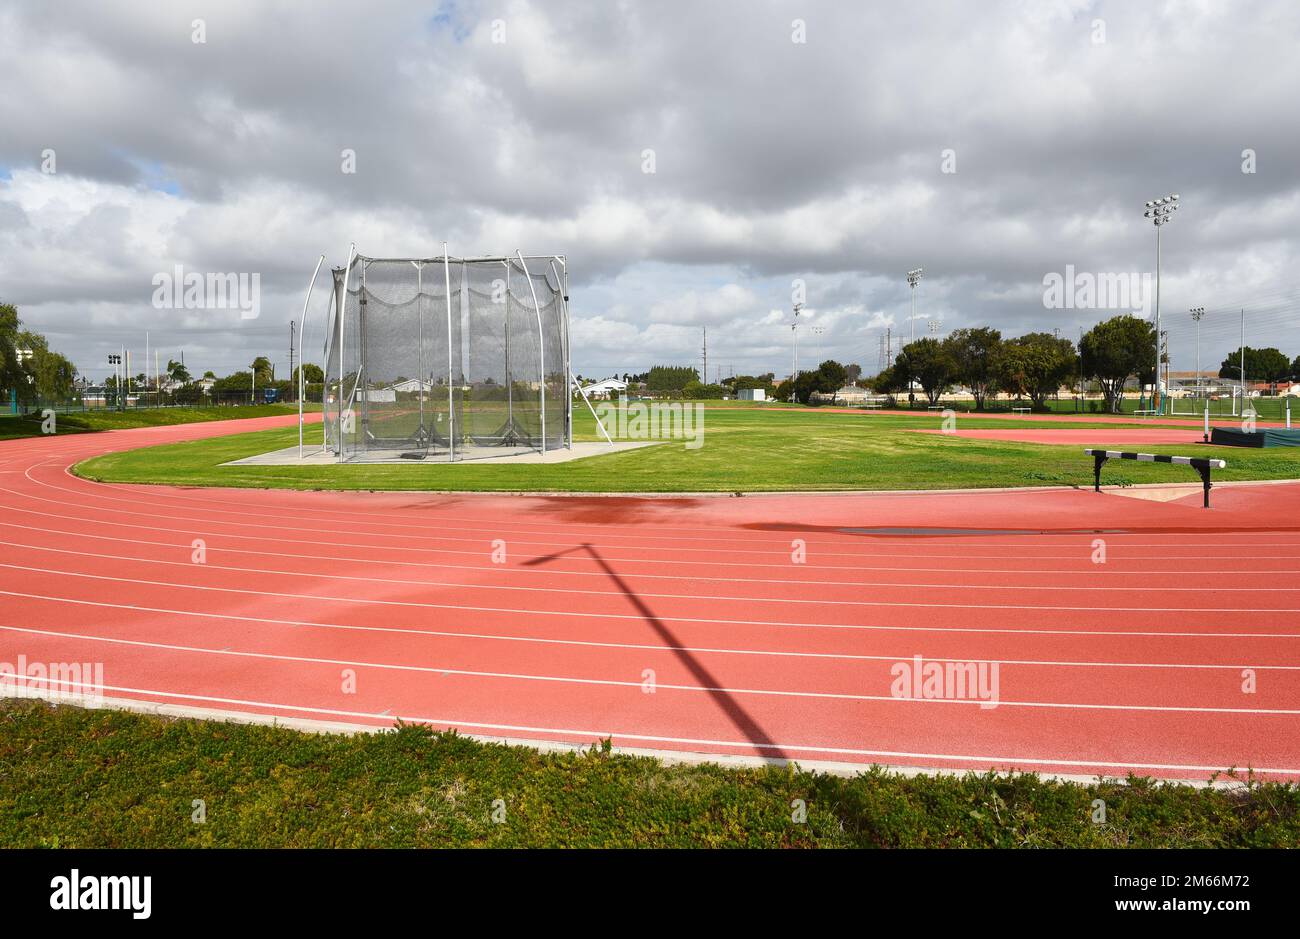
[1084,449,1227,508]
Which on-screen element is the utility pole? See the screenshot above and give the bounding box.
[701,326,707,384]
[1078,326,1084,410]
[1240,307,1247,415]
[1190,307,1205,399]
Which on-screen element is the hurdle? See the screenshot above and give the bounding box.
[1083,449,1227,508]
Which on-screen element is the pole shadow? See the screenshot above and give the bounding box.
[524,542,789,761]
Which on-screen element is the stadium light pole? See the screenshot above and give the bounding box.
[1190,307,1205,400]
[907,269,923,403]
[1143,194,1179,414]
[906,268,923,345]
[791,302,803,381]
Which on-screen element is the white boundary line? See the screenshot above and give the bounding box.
[5,620,1295,672]
[6,588,1299,642]
[6,560,1299,616]
[5,539,1299,601]
[7,690,1297,783]
[3,517,1298,580]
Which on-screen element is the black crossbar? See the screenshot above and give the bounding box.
[1082,449,1226,508]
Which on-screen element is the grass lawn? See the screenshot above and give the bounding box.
[2,701,1295,848]
[73,402,1300,493]
[0,404,304,441]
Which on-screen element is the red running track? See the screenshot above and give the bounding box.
[1,414,1298,781]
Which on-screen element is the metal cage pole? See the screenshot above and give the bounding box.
[298,254,325,459]
[443,242,455,461]
[322,283,332,449]
[337,243,356,463]
[504,261,513,429]
[550,256,572,449]
[516,251,546,454]
[413,261,425,444]
[359,260,369,453]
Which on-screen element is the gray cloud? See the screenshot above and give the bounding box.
[2,0,1299,382]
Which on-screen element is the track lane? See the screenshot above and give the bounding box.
[2,414,1298,780]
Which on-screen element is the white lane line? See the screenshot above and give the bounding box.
[5,574,1300,640]
[3,620,1293,671]
[53,459,1300,545]
[6,518,1296,584]
[8,676,1300,776]
[6,625,1300,714]
[19,468,1300,561]
[6,540,1300,608]
[5,559,1300,617]
[5,499,1296,573]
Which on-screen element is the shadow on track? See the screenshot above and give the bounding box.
[525,541,789,761]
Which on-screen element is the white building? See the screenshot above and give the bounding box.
[737,388,766,401]
[580,378,628,399]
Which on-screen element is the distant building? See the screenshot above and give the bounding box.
[737,388,766,401]
[810,385,872,405]
[580,378,628,399]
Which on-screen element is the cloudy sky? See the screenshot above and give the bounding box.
[2,0,1299,384]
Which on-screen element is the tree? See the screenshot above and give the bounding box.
[167,359,192,384]
[251,356,273,385]
[292,363,324,384]
[845,363,863,384]
[895,338,955,405]
[214,371,253,394]
[0,302,25,401]
[682,379,725,399]
[1080,314,1154,413]
[174,382,205,405]
[16,330,76,402]
[645,365,699,393]
[815,360,848,402]
[1219,347,1292,389]
[944,327,1002,410]
[995,332,1076,410]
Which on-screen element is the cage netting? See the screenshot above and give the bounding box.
[323,253,569,461]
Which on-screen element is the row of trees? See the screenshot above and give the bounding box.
[1218,347,1300,389]
[874,326,1084,409]
[874,314,1300,412]
[0,303,78,404]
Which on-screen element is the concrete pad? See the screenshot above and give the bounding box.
[223,440,657,466]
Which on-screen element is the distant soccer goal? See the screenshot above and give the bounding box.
[320,249,571,462]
